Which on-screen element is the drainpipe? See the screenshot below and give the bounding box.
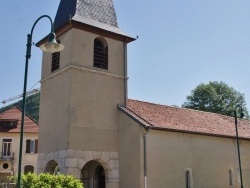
[124,36,138,107]
[143,126,151,188]
[124,38,128,107]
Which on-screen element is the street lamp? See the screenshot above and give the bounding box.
[234,104,245,188]
[17,15,64,188]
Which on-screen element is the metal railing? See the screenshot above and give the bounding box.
[0,152,14,160]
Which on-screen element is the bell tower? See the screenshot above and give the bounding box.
[37,0,135,187]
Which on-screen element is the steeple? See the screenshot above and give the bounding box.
[55,0,118,29]
[38,1,136,186]
[36,0,135,47]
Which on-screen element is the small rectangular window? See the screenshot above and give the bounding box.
[0,120,18,128]
[30,140,35,153]
[51,52,60,72]
[26,139,38,154]
[2,139,12,157]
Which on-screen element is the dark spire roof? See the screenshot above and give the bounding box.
[37,0,135,47]
[54,0,118,30]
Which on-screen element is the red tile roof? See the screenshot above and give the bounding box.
[118,99,250,139]
[0,106,38,133]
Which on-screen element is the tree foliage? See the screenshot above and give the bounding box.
[182,81,249,118]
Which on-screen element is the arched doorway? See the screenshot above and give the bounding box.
[95,165,105,188]
[44,160,58,174]
[82,160,106,188]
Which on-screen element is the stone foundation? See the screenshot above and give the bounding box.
[37,149,119,183]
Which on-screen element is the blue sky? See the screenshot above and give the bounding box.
[1,0,250,112]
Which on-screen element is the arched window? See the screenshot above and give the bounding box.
[185,168,193,188]
[24,165,34,174]
[95,165,105,188]
[51,40,61,72]
[94,37,108,70]
[229,168,235,187]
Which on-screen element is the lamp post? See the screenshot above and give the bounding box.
[17,15,64,188]
[234,104,244,188]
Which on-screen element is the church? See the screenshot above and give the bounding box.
[36,0,250,188]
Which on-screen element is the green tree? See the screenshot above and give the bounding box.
[182,81,249,118]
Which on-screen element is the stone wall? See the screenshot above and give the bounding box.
[37,149,119,183]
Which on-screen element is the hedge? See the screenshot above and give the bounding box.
[3,173,84,188]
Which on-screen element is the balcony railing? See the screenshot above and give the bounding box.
[0,152,14,160]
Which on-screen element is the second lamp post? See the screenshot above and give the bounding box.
[234,104,244,188]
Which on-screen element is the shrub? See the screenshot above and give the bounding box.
[6,173,83,188]
[0,176,16,188]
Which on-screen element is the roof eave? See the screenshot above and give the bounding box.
[117,105,151,129]
[118,104,250,141]
[36,20,136,47]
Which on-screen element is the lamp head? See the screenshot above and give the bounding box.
[40,32,64,53]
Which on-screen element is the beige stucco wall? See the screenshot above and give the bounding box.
[41,29,125,79]
[0,132,38,176]
[238,140,250,188]
[68,69,123,151]
[39,27,126,154]
[38,71,71,152]
[118,112,144,188]
[146,130,250,188]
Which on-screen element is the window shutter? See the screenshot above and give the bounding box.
[51,52,60,72]
[94,38,108,69]
[3,143,7,154]
[26,140,31,153]
[35,140,38,153]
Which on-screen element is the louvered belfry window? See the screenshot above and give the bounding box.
[94,38,108,69]
[51,40,61,72]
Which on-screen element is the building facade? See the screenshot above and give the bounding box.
[0,107,38,178]
[37,0,250,188]
[118,100,250,188]
[38,1,134,188]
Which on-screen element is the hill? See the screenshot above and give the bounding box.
[0,93,40,123]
